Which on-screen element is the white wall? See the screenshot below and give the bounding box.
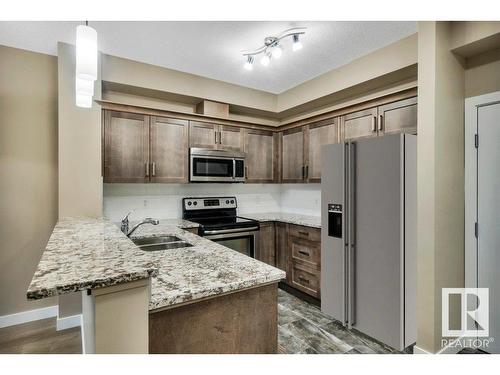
[103,184,321,222]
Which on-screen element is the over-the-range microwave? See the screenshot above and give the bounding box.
[189,148,246,182]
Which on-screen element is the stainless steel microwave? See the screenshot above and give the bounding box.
[189,148,246,182]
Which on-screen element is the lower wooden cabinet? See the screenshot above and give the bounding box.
[258,221,321,300]
[256,222,276,266]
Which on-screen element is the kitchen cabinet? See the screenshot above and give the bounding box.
[219,125,243,151]
[342,107,379,141]
[282,118,338,183]
[243,129,277,183]
[189,121,218,149]
[189,121,243,151]
[281,127,305,183]
[103,111,189,183]
[304,118,338,183]
[257,222,276,266]
[287,224,321,299]
[342,97,418,141]
[377,97,417,136]
[150,116,189,183]
[275,222,289,282]
[103,111,150,183]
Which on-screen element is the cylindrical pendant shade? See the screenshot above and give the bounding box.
[76,25,97,81]
[75,92,93,108]
[75,77,94,96]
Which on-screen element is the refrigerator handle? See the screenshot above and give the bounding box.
[343,142,349,325]
[348,142,356,328]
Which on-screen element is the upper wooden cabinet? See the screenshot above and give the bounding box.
[377,97,417,136]
[103,111,150,183]
[189,121,243,151]
[103,111,189,183]
[150,116,189,183]
[281,118,338,183]
[342,107,379,140]
[342,97,418,140]
[304,118,339,183]
[282,127,305,183]
[189,121,218,149]
[243,129,278,183]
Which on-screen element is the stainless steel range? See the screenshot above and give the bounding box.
[182,196,259,258]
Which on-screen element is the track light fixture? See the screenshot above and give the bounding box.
[241,27,306,70]
[244,55,254,71]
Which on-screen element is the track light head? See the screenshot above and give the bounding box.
[244,55,254,70]
[292,34,303,51]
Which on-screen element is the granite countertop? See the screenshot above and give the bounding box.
[27,217,285,311]
[241,212,321,229]
[27,217,158,300]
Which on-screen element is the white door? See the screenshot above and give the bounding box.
[477,102,500,353]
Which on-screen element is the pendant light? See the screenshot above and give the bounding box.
[75,21,97,108]
[76,22,97,81]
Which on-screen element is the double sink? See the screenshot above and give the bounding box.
[131,235,193,252]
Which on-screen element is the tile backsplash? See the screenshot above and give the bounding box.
[103,183,320,222]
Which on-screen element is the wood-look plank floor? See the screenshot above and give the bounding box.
[0,318,81,354]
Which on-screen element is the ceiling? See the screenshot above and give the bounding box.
[0,21,417,94]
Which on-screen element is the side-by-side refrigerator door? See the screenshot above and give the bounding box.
[321,143,347,323]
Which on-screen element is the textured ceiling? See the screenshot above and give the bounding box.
[0,21,417,93]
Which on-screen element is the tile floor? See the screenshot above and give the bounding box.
[277,289,403,354]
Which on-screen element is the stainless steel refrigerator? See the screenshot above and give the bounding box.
[321,133,416,351]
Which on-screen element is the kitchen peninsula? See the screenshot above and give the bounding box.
[27,217,285,354]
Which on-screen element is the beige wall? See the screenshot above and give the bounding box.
[465,47,500,98]
[57,42,103,317]
[101,35,418,122]
[277,33,418,112]
[0,45,58,315]
[416,21,465,354]
[58,42,103,219]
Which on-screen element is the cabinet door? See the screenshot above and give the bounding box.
[244,129,276,183]
[378,97,417,136]
[275,222,290,283]
[189,121,217,149]
[218,125,243,151]
[150,116,189,183]
[342,107,378,141]
[305,118,338,183]
[257,222,276,266]
[282,127,305,183]
[103,111,150,183]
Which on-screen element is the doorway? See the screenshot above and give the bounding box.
[465,91,500,354]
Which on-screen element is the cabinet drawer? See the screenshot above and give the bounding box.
[288,224,321,242]
[291,263,320,298]
[290,237,320,268]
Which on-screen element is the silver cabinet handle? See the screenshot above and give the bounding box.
[152,162,156,177]
[214,131,218,144]
[145,162,149,177]
[306,165,309,179]
[371,116,377,132]
[218,131,222,144]
[302,166,305,179]
[378,114,383,132]
[245,166,248,179]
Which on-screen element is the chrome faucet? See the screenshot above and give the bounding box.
[121,212,159,237]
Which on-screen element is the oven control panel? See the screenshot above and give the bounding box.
[183,197,237,210]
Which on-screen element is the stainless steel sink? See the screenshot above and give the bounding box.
[132,235,183,246]
[131,235,193,252]
[139,242,193,252]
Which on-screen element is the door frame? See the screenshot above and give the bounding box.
[465,91,500,345]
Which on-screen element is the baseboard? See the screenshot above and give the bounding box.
[56,314,82,331]
[414,336,465,354]
[0,305,58,329]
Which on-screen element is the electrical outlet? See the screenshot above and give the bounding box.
[143,200,148,208]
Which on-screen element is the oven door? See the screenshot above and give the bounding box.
[190,155,235,182]
[203,227,259,258]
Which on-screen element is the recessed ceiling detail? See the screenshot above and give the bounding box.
[0,21,417,94]
[242,27,305,70]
